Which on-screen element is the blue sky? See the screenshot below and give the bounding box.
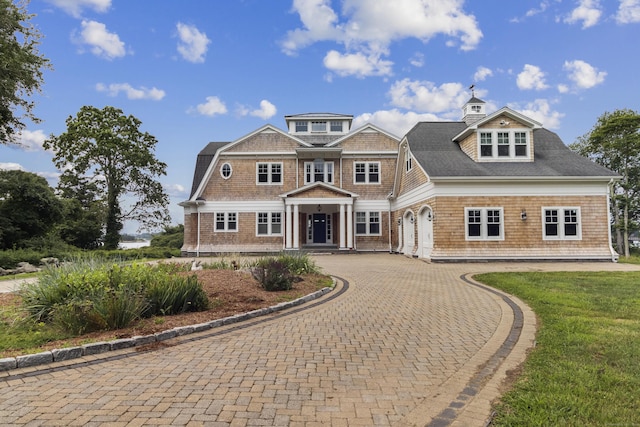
[1,0,639,233]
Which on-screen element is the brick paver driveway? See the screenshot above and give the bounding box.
[1,254,637,426]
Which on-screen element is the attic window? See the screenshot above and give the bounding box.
[478,130,530,160]
[330,121,342,132]
[311,121,327,132]
[296,121,308,132]
[471,105,481,112]
[220,163,232,179]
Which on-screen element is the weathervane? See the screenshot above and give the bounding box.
[469,84,475,97]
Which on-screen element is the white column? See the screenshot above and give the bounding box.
[339,203,346,249]
[293,204,300,249]
[285,204,292,249]
[347,203,353,249]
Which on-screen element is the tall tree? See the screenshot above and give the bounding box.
[56,173,105,249]
[0,170,63,249]
[570,109,640,257]
[0,0,51,144]
[44,106,171,249]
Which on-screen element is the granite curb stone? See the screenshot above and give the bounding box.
[0,284,335,372]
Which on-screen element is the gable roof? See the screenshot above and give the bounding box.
[189,141,228,199]
[406,122,618,180]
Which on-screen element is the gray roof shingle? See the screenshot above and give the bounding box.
[406,122,617,179]
[189,141,228,198]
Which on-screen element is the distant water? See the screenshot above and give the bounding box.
[118,240,151,250]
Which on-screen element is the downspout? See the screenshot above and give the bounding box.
[387,193,393,253]
[195,198,205,257]
[607,179,618,262]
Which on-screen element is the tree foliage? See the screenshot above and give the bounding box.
[150,224,184,249]
[0,170,63,249]
[56,174,104,249]
[43,106,171,249]
[570,109,640,257]
[0,0,51,144]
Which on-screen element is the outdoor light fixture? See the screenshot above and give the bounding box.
[317,204,321,212]
[397,218,402,225]
[521,209,527,220]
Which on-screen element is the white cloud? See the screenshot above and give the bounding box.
[409,52,425,68]
[250,100,278,120]
[323,50,393,78]
[75,20,127,60]
[163,184,187,198]
[353,109,440,137]
[96,83,166,100]
[15,129,48,152]
[557,83,570,93]
[192,96,228,117]
[0,163,25,171]
[563,59,607,89]
[616,0,640,23]
[176,23,211,63]
[46,0,111,18]
[388,79,469,113]
[564,0,602,28]
[509,99,564,129]
[282,0,482,76]
[517,64,549,90]
[473,66,493,82]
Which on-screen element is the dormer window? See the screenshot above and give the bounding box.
[295,121,308,132]
[330,121,342,132]
[478,130,530,160]
[311,121,327,132]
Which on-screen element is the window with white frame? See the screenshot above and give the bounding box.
[215,212,237,232]
[305,160,334,184]
[354,162,380,184]
[543,207,581,240]
[295,121,308,132]
[257,162,282,184]
[478,130,530,160]
[220,163,232,179]
[405,148,413,172]
[465,208,503,240]
[355,211,381,235]
[330,121,342,132]
[257,212,282,236]
[311,121,327,132]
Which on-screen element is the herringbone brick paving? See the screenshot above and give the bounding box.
[1,254,638,426]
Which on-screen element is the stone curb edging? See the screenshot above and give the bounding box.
[0,282,336,372]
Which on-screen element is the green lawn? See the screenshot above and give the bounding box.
[476,271,640,426]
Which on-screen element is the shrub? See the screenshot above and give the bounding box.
[19,258,207,334]
[276,252,321,275]
[255,259,294,291]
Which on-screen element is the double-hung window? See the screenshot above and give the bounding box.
[311,121,326,132]
[305,160,334,184]
[215,212,237,232]
[257,162,282,184]
[295,121,308,132]
[330,121,342,132]
[355,212,381,235]
[478,130,530,160]
[354,162,380,184]
[257,212,282,236]
[543,207,581,240]
[465,208,503,240]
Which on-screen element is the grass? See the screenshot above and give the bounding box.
[476,271,640,426]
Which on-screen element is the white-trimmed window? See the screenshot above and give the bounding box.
[543,207,581,240]
[295,121,308,132]
[257,162,282,184]
[465,208,503,240]
[257,212,282,236]
[330,121,342,132]
[355,211,381,235]
[311,121,327,132]
[354,162,380,184]
[215,212,237,232]
[405,148,413,172]
[220,163,232,179]
[478,130,530,160]
[305,160,334,184]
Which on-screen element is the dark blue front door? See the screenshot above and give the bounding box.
[313,214,326,243]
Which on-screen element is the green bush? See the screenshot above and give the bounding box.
[275,252,321,275]
[19,259,208,334]
[255,259,294,291]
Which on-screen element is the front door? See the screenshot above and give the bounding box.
[312,214,327,243]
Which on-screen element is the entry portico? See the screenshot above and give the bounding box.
[281,183,357,250]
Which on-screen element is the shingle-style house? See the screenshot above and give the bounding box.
[181,97,619,261]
